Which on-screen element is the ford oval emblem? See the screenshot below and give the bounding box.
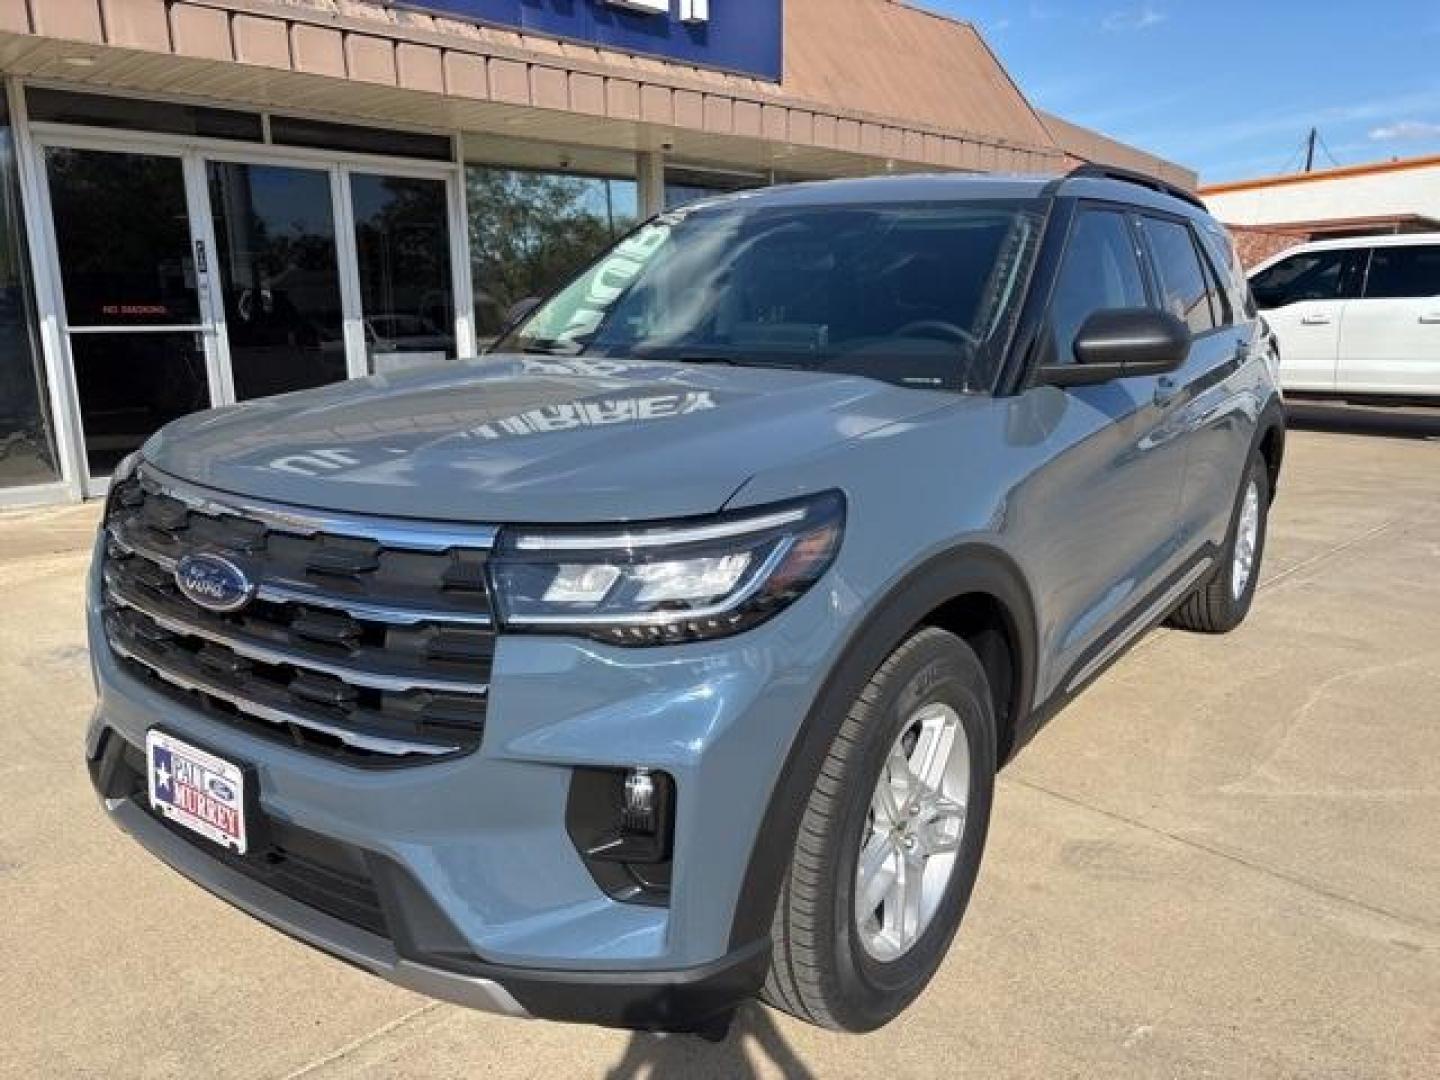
[174,552,256,613]
[206,776,236,801]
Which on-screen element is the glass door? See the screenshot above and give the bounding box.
[36,139,468,494]
[40,144,218,492]
[347,172,457,375]
[206,161,349,400]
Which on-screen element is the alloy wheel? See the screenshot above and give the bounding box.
[854,702,970,962]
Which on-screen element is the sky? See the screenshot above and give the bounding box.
[919,1,1440,184]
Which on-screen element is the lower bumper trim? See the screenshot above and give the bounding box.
[106,795,532,1018]
[94,735,769,1032]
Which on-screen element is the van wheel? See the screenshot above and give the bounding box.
[761,627,996,1031]
[1169,453,1270,634]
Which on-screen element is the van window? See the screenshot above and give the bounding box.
[1251,249,1361,309]
[1045,209,1148,365]
[1141,217,1216,334]
[1363,245,1440,299]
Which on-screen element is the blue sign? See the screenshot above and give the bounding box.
[397,1,783,81]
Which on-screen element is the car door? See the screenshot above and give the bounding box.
[1250,246,1364,391]
[1019,205,1193,696]
[1336,243,1440,396]
[1137,214,1255,553]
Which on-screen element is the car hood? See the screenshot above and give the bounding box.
[143,355,953,523]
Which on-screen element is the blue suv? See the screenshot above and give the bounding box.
[87,167,1284,1037]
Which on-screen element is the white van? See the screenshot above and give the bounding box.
[1249,233,1440,398]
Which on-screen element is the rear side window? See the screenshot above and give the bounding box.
[1196,241,1233,327]
[1196,225,1245,322]
[1141,217,1216,334]
[1363,245,1440,298]
[1251,249,1361,309]
[1045,209,1148,365]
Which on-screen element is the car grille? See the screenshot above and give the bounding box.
[101,465,495,766]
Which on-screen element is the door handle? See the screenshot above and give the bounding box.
[1419,313,1440,324]
[1154,375,1179,407]
[1300,313,1332,326]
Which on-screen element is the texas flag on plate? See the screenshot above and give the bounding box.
[147,729,249,855]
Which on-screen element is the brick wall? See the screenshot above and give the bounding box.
[1227,225,1311,269]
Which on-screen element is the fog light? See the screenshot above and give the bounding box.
[622,768,657,834]
[565,767,676,906]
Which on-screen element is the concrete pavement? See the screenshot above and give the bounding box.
[2,402,1437,1078]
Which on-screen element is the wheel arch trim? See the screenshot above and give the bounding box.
[726,542,1038,951]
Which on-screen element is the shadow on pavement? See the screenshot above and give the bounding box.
[605,1003,815,1080]
[1285,399,1440,440]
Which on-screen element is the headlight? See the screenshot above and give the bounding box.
[489,491,845,645]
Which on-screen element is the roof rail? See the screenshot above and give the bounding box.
[1064,163,1207,211]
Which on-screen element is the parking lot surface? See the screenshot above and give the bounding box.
[2,403,1437,1079]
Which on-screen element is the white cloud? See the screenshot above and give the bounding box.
[1102,5,1166,31]
[1369,120,1440,141]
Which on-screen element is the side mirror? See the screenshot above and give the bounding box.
[1038,308,1190,387]
[504,296,542,328]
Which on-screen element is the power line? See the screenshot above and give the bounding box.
[1315,129,1343,169]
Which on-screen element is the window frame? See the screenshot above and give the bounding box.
[1134,210,1228,339]
[1036,199,1157,368]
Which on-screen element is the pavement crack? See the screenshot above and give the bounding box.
[280,1002,443,1079]
[1258,516,1404,593]
[1005,775,1439,935]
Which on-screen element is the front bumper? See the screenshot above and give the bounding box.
[87,729,768,1029]
[85,537,849,1030]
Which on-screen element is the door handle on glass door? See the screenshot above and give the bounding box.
[1300,313,1332,325]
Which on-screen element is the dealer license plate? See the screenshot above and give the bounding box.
[146,730,249,855]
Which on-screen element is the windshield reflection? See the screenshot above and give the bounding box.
[501,197,1045,393]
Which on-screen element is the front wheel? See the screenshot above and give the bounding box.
[1169,453,1270,633]
[761,627,997,1031]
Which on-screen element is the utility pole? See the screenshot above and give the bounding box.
[1304,127,1317,173]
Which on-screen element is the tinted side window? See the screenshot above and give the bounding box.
[1250,249,1358,309]
[1142,217,1215,333]
[1197,225,1249,320]
[1364,245,1440,299]
[1196,239,1233,327]
[1046,209,1147,365]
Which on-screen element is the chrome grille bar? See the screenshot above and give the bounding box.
[109,637,458,758]
[138,464,499,552]
[104,573,488,695]
[107,526,493,628]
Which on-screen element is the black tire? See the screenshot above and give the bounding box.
[761,627,997,1032]
[1169,453,1270,634]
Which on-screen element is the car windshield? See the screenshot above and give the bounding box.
[498,196,1047,392]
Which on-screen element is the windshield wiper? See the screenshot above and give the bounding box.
[518,338,580,356]
[629,347,815,370]
[629,346,739,365]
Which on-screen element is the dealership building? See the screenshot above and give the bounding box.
[0,0,1191,506]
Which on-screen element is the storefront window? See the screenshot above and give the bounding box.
[0,87,60,488]
[466,167,637,344]
[663,167,766,210]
